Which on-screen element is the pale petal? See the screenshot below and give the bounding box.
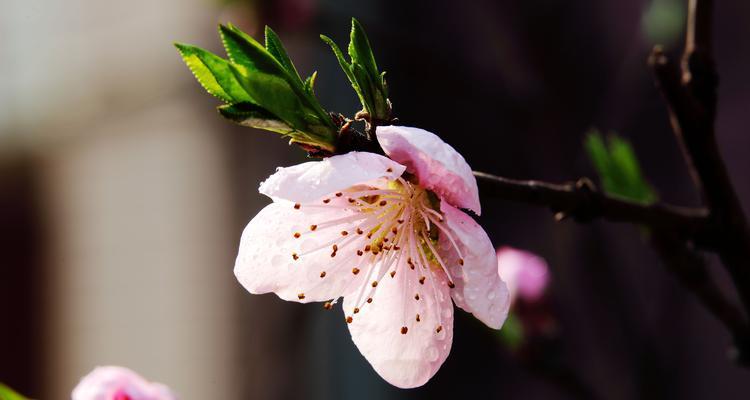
[376,126,481,214]
[439,202,510,329]
[259,151,405,203]
[235,201,371,303]
[343,256,454,389]
[497,246,550,302]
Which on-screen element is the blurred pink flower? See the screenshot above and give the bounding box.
[496,247,550,303]
[235,126,510,388]
[71,366,177,400]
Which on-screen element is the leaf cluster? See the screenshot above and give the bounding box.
[175,24,337,152]
[584,130,658,204]
[321,18,391,124]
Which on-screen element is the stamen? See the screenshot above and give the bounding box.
[390,271,396,278]
[416,314,421,322]
[352,268,360,275]
[401,327,408,334]
[294,203,301,210]
[346,316,353,323]
[353,307,360,314]
[414,293,420,300]
[367,298,373,303]
[319,271,326,278]
[297,293,305,299]
[293,232,301,239]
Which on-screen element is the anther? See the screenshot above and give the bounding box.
[320,271,326,278]
[341,230,348,236]
[323,198,330,204]
[356,228,363,234]
[356,250,363,256]
[436,325,443,333]
[448,281,455,288]
[397,219,404,224]
[391,227,398,234]
[330,252,337,258]
[379,200,387,206]
[293,232,301,239]
[416,314,421,322]
[323,302,333,310]
[346,316,353,324]
[458,258,464,266]
[390,271,396,278]
[348,198,355,203]
[310,224,317,231]
[383,237,389,243]
[414,293,420,300]
[364,245,371,252]
[366,232,373,239]
[371,281,378,287]
[293,203,301,210]
[332,244,338,252]
[394,245,401,251]
[335,192,343,197]
[400,327,408,334]
[353,307,360,314]
[419,276,426,285]
[352,268,360,275]
[292,253,299,260]
[297,293,305,300]
[366,298,373,303]
[386,167,393,173]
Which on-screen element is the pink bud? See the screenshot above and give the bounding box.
[72,366,177,400]
[497,247,550,303]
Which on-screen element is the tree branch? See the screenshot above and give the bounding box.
[650,0,750,324]
[474,172,710,237]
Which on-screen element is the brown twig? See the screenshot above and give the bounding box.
[650,0,750,337]
[474,172,710,238]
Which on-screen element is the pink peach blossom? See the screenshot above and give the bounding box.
[235,125,510,388]
[71,366,177,400]
[496,247,550,303]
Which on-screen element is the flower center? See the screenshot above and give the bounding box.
[291,175,465,334]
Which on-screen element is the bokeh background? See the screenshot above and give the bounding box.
[2,0,750,398]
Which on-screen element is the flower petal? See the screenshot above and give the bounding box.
[342,256,454,388]
[439,202,510,329]
[376,126,481,214]
[259,151,405,203]
[235,201,371,303]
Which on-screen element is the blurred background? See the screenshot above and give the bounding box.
[1,0,749,398]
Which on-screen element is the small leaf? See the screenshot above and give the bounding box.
[498,314,525,350]
[174,43,253,103]
[218,103,294,133]
[264,26,304,87]
[304,71,318,95]
[0,383,30,400]
[320,34,363,100]
[584,129,657,204]
[348,18,380,88]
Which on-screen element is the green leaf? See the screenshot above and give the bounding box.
[320,34,364,101]
[264,26,303,87]
[349,18,381,90]
[174,43,253,103]
[498,313,524,350]
[304,71,318,95]
[228,63,308,129]
[0,383,30,400]
[584,129,657,204]
[217,103,293,133]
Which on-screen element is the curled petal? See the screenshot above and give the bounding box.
[72,366,177,400]
[259,152,405,203]
[439,202,510,329]
[376,126,481,214]
[497,246,550,302]
[235,201,371,303]
[343,257,453,389]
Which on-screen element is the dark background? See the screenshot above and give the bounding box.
[2,0,749,398]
